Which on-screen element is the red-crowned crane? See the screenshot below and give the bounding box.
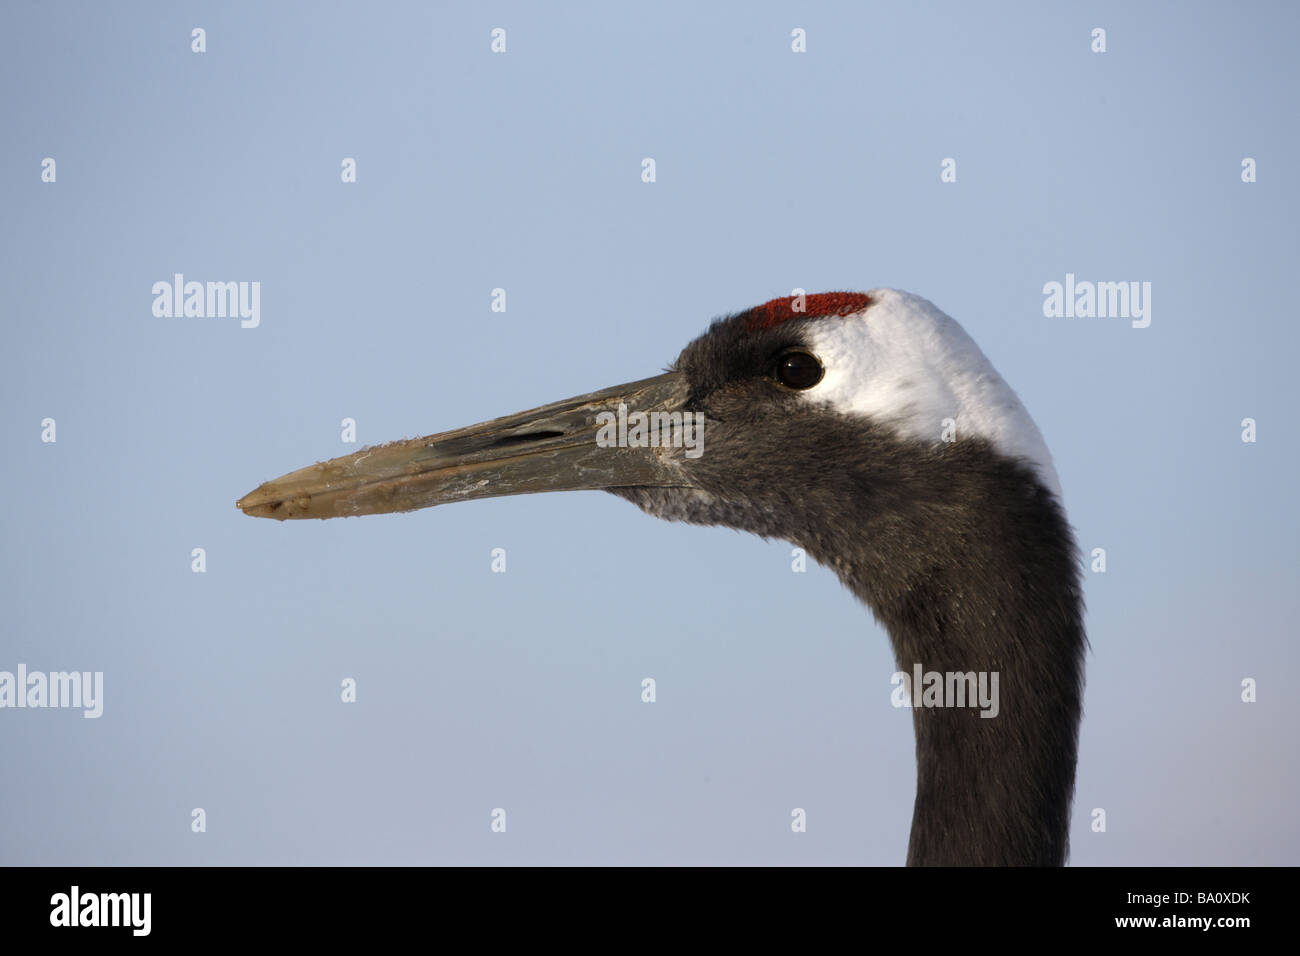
[238,289,1085,866]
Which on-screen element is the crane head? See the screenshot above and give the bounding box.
[237,289,1059,528]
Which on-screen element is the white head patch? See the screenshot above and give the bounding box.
[800,289,1063,499]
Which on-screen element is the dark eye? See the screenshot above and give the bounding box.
[774,350,824,389]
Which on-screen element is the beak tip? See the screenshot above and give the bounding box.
[237,485,286,520]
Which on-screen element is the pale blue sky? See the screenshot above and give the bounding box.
[1,1,1296,864]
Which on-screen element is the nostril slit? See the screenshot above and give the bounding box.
[489,430,565,448]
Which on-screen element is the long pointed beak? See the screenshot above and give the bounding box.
[237,372,693,520]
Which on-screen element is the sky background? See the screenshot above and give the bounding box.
[1,0,1296,865]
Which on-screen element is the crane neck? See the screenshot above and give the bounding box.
[803,449,1086,866]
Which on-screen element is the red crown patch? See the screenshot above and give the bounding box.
[745,292,872,330]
